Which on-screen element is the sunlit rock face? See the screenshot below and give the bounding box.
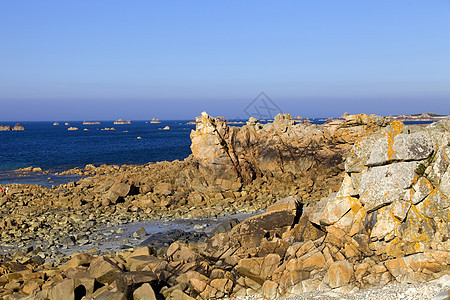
[190,111,391,202]
[320,118,450,260]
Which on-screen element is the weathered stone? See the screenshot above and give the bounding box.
[236,257,265,284]
[345,133,381,173]
[280,270,310,293]
[133,227,147,238]
[110,181,132,197]
[230,210,297,248]
[440,166,450,199]
[412,177,435,204]
[324,261,354,288]
[167,242,197,262]
[336,173,357,197]
[211,218,240,235]
[359,161,418,212]
[287,207,325,243]
[314,196,359,226]
[67,253,93,269]
[133,283,157,300]
[370,205,400,241]
[268,196,299,212]
[366,130,433,166]
[49,278,74,300]
[384,252,448,283]
[154,182,173,196]
[94,291,127,300]
[417,190,450,220]
[116,271,158,296]
[260,254,281,280]
[299,250,326,272]
[21,280,42,295]
[88,256,122,284]
[262,280,279,299]
[391,200,411,221]
[167,289,196,300]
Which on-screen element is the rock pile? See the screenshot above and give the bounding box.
[1,117,448,299]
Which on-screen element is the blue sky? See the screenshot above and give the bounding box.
[0,1,449,121]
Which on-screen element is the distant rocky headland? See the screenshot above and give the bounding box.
[393,112,448,122]
[150,118,161,124]
[83,121,101,125]
[0,123,24,131]
[0,112,449,299]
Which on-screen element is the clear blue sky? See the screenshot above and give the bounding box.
[0,1,449,121]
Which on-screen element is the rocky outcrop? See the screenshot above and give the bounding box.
[319,119,450,260]
[0,123,24,131]
[0,125,11,131]
[190,111,391,203]
[12,123,24,131]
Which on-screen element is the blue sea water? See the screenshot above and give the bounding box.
[0,120,195,174]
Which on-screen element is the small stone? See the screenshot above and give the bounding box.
[133,283,157,300]
[324,261,354,288]
[133,227,147,238]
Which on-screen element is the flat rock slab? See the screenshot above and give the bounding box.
[359,161,418,212]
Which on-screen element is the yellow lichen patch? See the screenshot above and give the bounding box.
[400,205,434,245]
[385,238,405,258]
[414,242,425,253]
[348,207,367,236]
[384,121,404,160]
[390,121,404,135]
[386,132,395,160]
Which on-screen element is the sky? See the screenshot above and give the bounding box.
[0,1,449,121]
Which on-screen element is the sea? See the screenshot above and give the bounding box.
[0,119,433,187]
[0,120,195,187]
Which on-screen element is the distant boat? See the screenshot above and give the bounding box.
[150,118,161,124]
[114,119,131,125]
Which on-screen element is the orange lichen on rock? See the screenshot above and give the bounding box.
[386,121,404,160]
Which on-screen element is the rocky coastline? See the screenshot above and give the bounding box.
[0,113,449,299]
